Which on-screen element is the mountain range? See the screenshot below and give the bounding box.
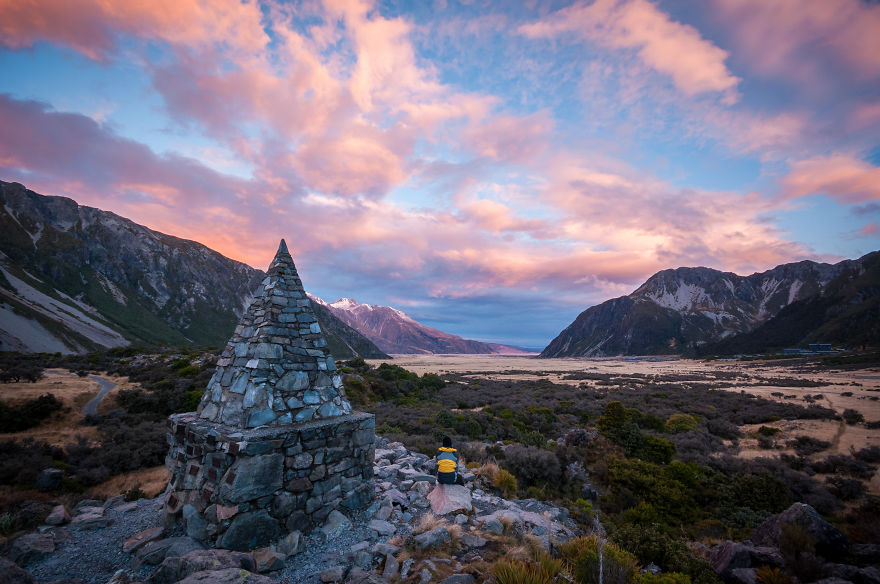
[0,181,386,358]
[541,252,879,357]
[312,296,527,355]
[0,181,525,357]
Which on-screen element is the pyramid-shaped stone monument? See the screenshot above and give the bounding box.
[197,239,351,428]
[163,240,374,550]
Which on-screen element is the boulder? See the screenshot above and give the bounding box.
[728,568,757,584]
[481,518,504,535]
[73,499,102,512]
[458,533,487,548]
[182,505,208,541]
[344,567,388,584]
[9,532,56,566]
[382,555,399,579]
[441,576,475,584]
[710,541,783,581]
[133,537,206,568]
[252,547,285,572]
[147,549,255,584]
[0,557,37,584]
[217,510,280,551]
[427,485,472,515]
[368,519,396,537]
[319,565,347,583]
[319,510,352,542]
[123,526,165,553]
[71,511,113,530]
[414,527,451,549]
[277,531,301,557]
[45,505,71,526]
[175,568,274,584]
[752,503,849,560]
[36,468,63,492]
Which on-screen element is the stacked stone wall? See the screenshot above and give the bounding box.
[165,411,374,550]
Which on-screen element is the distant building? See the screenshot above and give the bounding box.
[809,343,833,353]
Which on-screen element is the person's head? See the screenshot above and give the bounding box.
[442,435,452,448]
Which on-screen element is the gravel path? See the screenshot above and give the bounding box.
[26,496,405,584]
[29,498,167,584]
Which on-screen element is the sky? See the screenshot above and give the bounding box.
[0,0,879,349]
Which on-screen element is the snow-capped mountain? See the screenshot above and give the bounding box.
[312,296,529,355]
[540,254,878,357]
[0,180,387,358]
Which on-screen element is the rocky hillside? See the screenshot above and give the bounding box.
[5,437,578,584]
[541,253,877,357]
[0,181,386,359]
[313,297,528,355]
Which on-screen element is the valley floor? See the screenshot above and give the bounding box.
[372,354,880,494]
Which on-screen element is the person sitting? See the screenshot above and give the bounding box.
[436,436,460,485]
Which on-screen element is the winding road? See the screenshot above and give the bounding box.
[82,376,116,417]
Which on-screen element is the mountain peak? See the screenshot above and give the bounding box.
[331,297,363,310]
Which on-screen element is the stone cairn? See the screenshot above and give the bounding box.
[164,240,375,551]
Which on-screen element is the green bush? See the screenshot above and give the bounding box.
[182,390,205,412]
[494,468,518,498]
[558,536,639,584]
[666,414,698,433]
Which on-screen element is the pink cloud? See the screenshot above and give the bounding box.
[861,222,879,236]
[783,155,880,204]
[711,0,880,81]
[463,111,553,163]
[520,0,740,98]
[0,0,268,60]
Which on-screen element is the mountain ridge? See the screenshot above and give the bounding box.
[0,180,388,359]
[541,253,878,357]
[312,295,531,355]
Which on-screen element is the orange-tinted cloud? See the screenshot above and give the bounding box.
[783,155,880,204]
[520,0,740,98]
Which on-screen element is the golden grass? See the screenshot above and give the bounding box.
[87,466,169,499]
[414,513,447,534]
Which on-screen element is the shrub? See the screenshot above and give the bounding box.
[125,485,148,501]
[493,550,565,584]
[843,409,865,425]
[787,436,831,456]
[494,468,518,498]
[755,566,791,584]
[503,445,562,486]
[854,445,880,463]
[558,536,639,584]
[666,414,698,433]
[611,523,717,583]
[182,390,204,412]
[757,426,781,437]
[638,435,676,465]
[824,476,866,501]
[0,393,64,432]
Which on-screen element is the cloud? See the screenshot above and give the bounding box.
[710,0,880,81]
[0,0,268,60]
[783,155,880,204]
[520,0,740,98]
